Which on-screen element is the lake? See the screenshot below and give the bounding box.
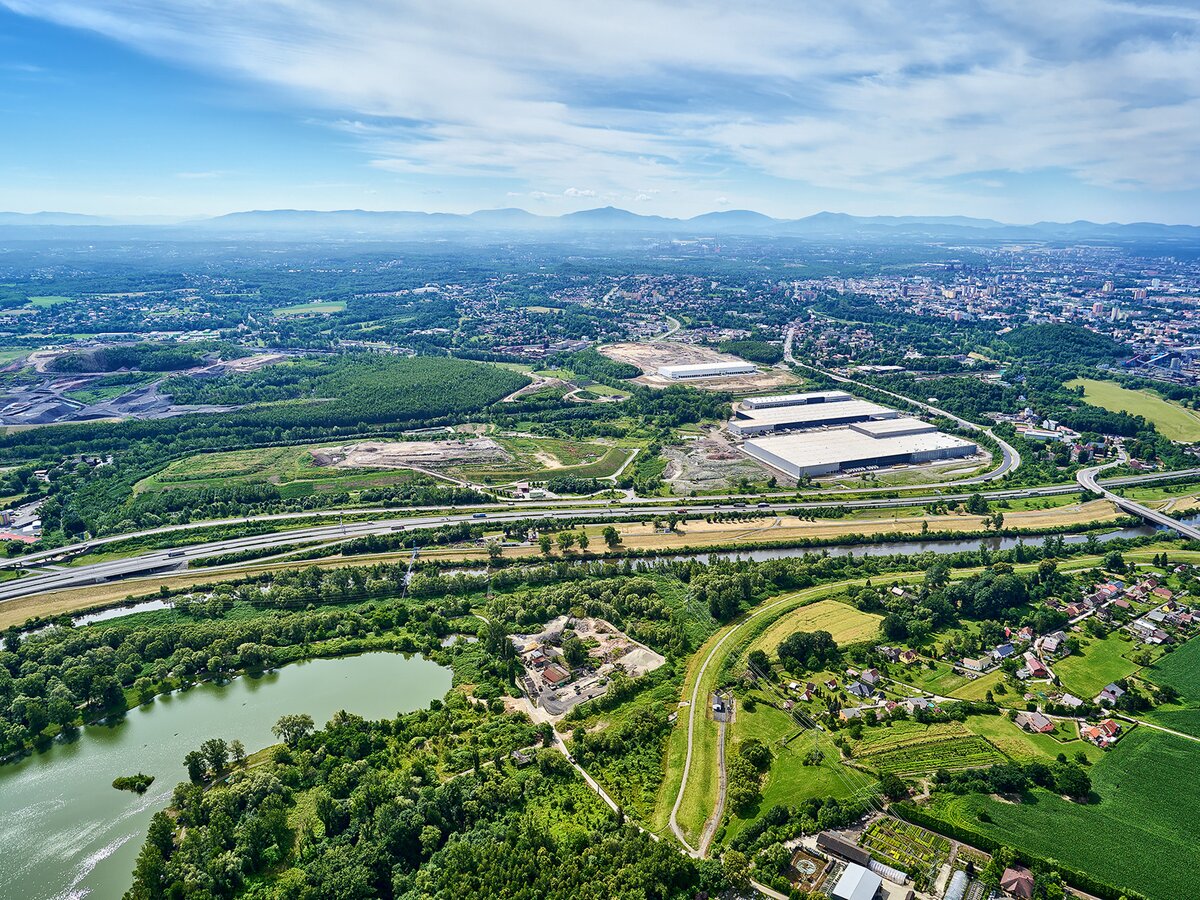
[0,652,451,900]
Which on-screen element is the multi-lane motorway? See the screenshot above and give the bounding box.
[0,464,1195,606]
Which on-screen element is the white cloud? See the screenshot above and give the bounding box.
[5,1,1200,213]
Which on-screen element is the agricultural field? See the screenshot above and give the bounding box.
[1066,377,1200,442]
[1052,631,1141,699]
[1144,634,1200,737]
[852,721,1006,776]
[26,295,74,307]
[858,817,950,880]
[922,728,1200,900]
[747,598,882,658]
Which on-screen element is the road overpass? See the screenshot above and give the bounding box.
[1077,462,1200,541]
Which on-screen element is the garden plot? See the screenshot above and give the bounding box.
[854,721,1006,775]
[859,817,951,881]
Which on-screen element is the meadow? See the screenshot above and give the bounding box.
[1066,377,1200,442]
[1052,631,1141,699]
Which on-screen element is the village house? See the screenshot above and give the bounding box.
[1081,718,1121,746]
[1015,711,1055,734]
[1095,683,1125,706]
[899,649,919,665]
[861,668,881,686]
[1022,651,1049,679]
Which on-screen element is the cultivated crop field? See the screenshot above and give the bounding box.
[1067,377,1200,442]
[747,598,882,657]
[858,817,950,878]
[923,728,1200,900]
[854,721,1006,775]
[1144,634,1200,737]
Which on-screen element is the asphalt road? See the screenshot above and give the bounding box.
[1,461,1194,606]
[1077,458,1200,541]
[783,326,1021,483]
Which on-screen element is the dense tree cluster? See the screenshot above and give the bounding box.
[126,699,727,900]
[934,759,1092,802]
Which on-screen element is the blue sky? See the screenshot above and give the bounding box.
[3,1,1200,222]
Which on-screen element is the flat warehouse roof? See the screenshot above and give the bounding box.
[744,427,976,469]
[734,399,896,426]
[742,390,851,408]
[660,362,756,377]
[850,416,937,437]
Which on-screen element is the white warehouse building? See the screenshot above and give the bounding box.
[729,399,898,437]
[743,420,977,478]
[659,361,757,380]
[742,390,852,409]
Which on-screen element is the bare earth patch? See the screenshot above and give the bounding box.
[600,341,797,393]
[313,438,510,470]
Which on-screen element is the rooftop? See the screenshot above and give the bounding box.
[743,426,976,469]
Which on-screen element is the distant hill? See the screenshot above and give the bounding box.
[1,206,1198,243]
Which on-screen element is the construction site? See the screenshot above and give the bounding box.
[600,342,796,392]
[312,438,510,472]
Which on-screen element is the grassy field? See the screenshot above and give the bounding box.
[1067,377,1200,442]
[27,295,74,307]
[272,301,347,316]
[963,714,1101,764]
[1053,631,1141,699]
[747,598,882,658]
[947,668,1008,702]
[720,698,872,843]
[922,727,1200,900]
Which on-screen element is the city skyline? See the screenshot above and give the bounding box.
[3,1,1200,223]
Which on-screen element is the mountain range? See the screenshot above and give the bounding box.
[2,207,1198,242]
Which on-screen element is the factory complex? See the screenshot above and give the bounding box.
[730,391,978,478]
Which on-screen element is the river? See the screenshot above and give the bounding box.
[0,652,451,900]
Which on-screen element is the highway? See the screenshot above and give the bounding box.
[1077,460,1200,541]
[1,462,1195,606]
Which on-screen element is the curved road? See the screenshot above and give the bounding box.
[783,326,1021,483]
[1077,457,1200,541]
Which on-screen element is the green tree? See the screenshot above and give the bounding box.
[272,713,315,748]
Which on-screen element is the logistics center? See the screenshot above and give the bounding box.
[729,391,978,478]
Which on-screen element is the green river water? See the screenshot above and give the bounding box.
[0,652,451,900]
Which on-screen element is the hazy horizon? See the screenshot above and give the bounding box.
[4,2,1200,224]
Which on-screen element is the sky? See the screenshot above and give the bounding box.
[2,1,1200,223]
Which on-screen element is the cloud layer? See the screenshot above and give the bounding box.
[6,0,1200,214]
